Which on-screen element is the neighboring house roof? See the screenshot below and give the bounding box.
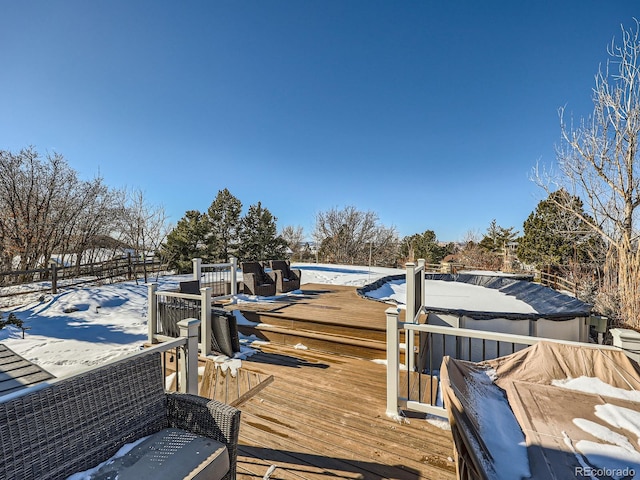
[0,343,55,396]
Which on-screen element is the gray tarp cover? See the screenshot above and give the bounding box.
[440,342,640,480]
[425,274,592,320]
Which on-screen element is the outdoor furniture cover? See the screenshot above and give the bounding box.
[269,260,301,293]
[179,279,201,295]
[440,341,640,480]
[241,261,277,296]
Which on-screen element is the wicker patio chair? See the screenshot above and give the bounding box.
[241,261,277,296]
[0,349,241,480]
[269,260,301,293]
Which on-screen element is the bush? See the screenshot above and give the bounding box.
[0,313,24,330]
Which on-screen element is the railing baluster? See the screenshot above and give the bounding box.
[429,332,434,405]
[387,312,619,417]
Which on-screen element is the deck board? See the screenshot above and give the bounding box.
[235,343,456,480]
[233,284,403,334]
[0,343,54,395]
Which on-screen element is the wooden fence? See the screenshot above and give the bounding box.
[0,254,165,298]
[536,271,578,297]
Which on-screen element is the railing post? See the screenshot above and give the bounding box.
[147,283,158,344]
[178,318,201,395]
[386,307,401,418]
[417,258,426,310]
[192,258,202,282]
[200,287,212,355]
[229,256,238,295]
[405,263,417,371]
[405,263,416,322]
[49,260,58,294]
[127,252,133,280]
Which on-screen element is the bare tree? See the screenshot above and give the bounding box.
[280,225,305,260]
[117,189,170,283]
[0,148,113,272]
[314,206,398,266]
[535,20,640,327]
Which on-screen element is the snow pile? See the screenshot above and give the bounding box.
[466,368,531,480]
[553,376,640,477]
[552,376,640,403]
[295,264,401,287]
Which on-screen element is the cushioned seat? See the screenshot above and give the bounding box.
[269,260,301,293]
[91,428,229,480]
[241,261,277,296]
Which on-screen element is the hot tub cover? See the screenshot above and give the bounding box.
[441,342,640,479]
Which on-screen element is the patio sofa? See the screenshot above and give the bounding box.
[0,348,241,480]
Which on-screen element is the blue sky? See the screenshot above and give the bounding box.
[1,1,638,242]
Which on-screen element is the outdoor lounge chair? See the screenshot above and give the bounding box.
[0,348,240,480]
[269,260,301,293]
[241,261,277,296]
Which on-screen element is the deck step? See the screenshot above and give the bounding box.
[238,323,389,360]
[239,310,387,342]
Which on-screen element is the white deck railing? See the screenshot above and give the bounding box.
[147,257,239,357]
[192,257,238,300]
[385,308,622,417]
[385,261,623,418]
[147,283,216,356]
[404,260,425,372]
[151,319,200,395]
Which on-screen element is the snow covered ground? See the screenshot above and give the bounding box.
[3,263,640,479]
[0,263,403,377]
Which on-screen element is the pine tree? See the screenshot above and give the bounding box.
[238,202,287,261]
[207,189,242,261]
[160,210,211,273]
[400,230,451,264]
[517,190,602,270]
[479,219,518,253]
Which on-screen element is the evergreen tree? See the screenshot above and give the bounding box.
[517,190,602,269]
[400,230,451,264]
[207,189,242,261]
[479,219,518,253]
[238,202,287,261]
[160,210,210,272]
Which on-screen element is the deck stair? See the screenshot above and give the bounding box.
[232,284,405,360]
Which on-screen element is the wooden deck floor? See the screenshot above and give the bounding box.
[233,284,405,333]
[230,284,407,359]
[234,343,456,480]
[0,343,55,395]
